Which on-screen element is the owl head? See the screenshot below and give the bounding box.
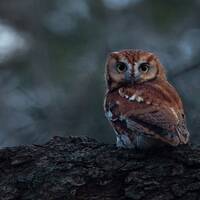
[105,49,167,90]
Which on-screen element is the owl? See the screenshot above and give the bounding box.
[104,49,190,149]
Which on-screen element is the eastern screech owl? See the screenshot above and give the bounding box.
[104,49,189,149]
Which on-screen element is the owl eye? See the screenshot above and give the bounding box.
[139,63,150,73]
[116,62,128,73]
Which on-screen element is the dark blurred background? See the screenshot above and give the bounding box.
[0,0,199,147]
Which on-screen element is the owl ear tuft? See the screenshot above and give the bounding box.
[111,51,119,55]
[109,52,119,60]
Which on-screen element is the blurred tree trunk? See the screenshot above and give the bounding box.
[0,136,200,200]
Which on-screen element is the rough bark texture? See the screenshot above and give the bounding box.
[0,136,200,200]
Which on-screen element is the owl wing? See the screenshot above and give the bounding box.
[124,104,189,145]
[116,84,189,145]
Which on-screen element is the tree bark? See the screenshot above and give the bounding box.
[0,136,200,200]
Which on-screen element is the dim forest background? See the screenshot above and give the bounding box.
[0,0,199,147]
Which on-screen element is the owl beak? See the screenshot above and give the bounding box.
[133,69,141,83]
[125,71,140,84]
[125,74,139,85]
[125,72,131,82]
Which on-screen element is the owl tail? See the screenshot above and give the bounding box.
[176,126,190,144]
[156,127,189,146]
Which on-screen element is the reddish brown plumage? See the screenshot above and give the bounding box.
[104,49,189,149]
